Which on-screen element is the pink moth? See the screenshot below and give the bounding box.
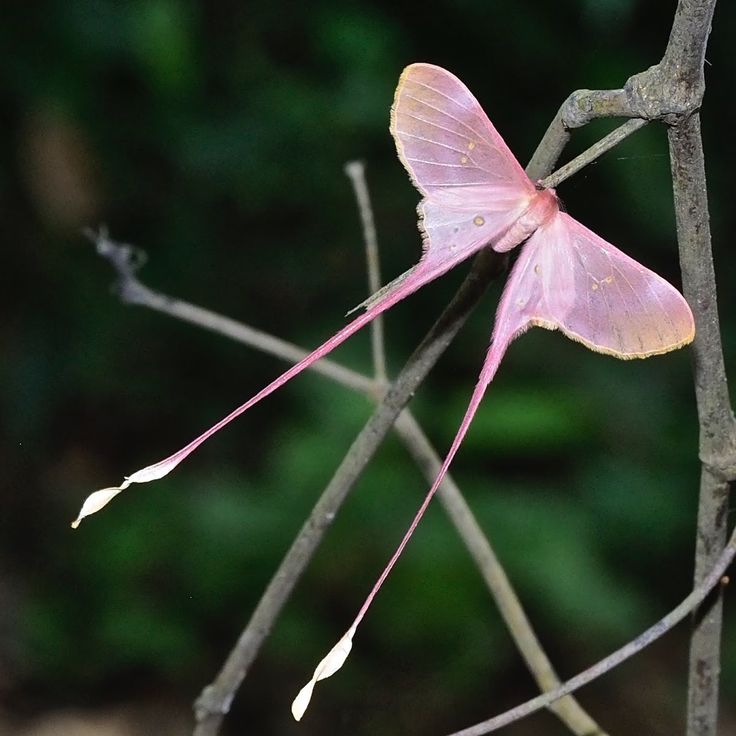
[70,63,695,716]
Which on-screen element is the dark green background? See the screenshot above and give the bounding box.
[2,1,734,734]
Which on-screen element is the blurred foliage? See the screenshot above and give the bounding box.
[1,1,735,734]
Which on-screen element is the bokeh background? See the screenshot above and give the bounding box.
[2,1,735,734]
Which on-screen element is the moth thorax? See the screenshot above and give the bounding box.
[491,188,559,253]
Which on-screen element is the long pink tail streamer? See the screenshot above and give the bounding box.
[290,318,520,722]
[349,328,512,631]
[71,254,490,528]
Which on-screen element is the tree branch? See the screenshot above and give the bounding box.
[539,119,647,190]
[186,101,618,729]
[445,530,736,736]
[392,410,605,736]
[669,111,736,736]
[124,60,656,736]
[529,0,715,181]
[93,104,629,733]
[344,164,602,734]
[657,2,735,734]
[90,228,381,397]
[345,160,388,382]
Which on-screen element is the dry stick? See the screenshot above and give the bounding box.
[452,2,734,734]
[654,2,735,734]
[539,118,647,190]
[132,19,720,725]
[132,49,705,730]
[96,261,378,398]
[345,160,388,382]
[88,8,724,732]
[92,59,685,730]
[93,230,604,736]
[444,531,736,736]
[526,87,632,183]
[669,113,736,736]
[392,411,605,736]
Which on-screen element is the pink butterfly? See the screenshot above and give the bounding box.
[72,61,694,714]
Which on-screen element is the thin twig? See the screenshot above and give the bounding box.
[346,161,601,734]
[393,410,605,736]
[91,231,604,736]
[656,2,736,734]
[539,119,647,190]
[345,160,388,382]
[94,237,380,398]
[669,112,736,736]
[526,88,632,181]
[445,529,736,736]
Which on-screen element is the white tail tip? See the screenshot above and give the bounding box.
[70,482,131,529]
[291,629,354,721]
[70,454,185,528]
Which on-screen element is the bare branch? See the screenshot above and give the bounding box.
[393,410,605,736]
[92,2,728,727]
[655,2,734,733]
[445,530,736,736]
[88,229,380,398]
[345,161,606,733]
[539,119,647,190]
[526,89,632,180]
[529,0,715,181]
[95,71,644,734]
[345,160,388,382]
[669,111,736,736]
